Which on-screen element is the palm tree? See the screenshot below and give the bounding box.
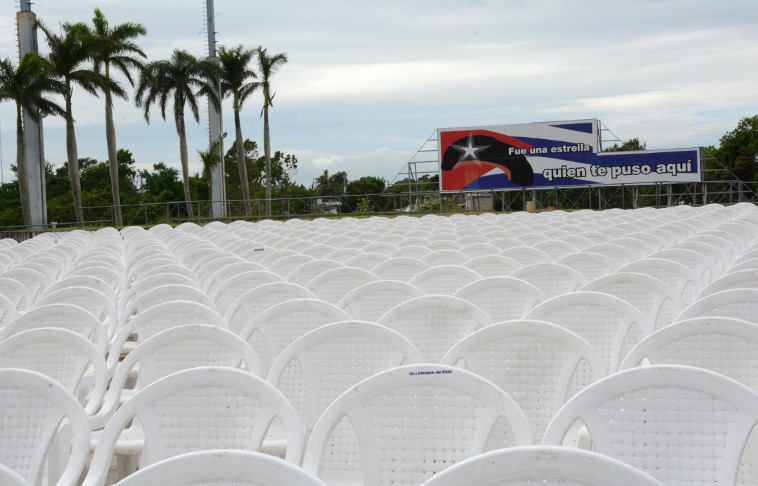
[0,53,66,226]
[218,45,258,214]
[89,8,146,227]
[135,49,220,219]
[255,46,287,215]
[38,21,123,226]
[198,139,222,196]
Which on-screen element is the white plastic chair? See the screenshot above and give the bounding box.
[239,298,351,372]
[453,276,547,323]
[697,269,758,299]
[543,365,758,486]
[119,284,216,331]
[305,267,379,304]
[225,282,316,334]
[525,291,654,372]
[441,320,608,441]
[0,328,108,416]
[267,321,423,438]
[462,254,522,278]
[93,324,263,429]
[370,257,431,282]
[82,367,303,486]
[421,446,666,486]
[2,267,49,302]
[581,272,684,330]
[42,274,118,306]
[106,301,227,373]
[618,258,704,307]
[675,288,758,325]
[510,263,587,299]
[302,364,533,486]
[649,247,718,284]
[498,246,552,266]
[378,295,492,362]
[337,280,426,322]
[35,286,117,337]
[409,265,482,296]
[209,269,285,311]
[0,292,17,326]
[286,259,344,286]
[0,303,108,356]
[556,251,618,281]
[420,249,470,266]
[112,450,328,486]
[0,368,90,486]
[0,276,33,311]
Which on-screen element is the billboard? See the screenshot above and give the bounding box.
[439,120,700,191]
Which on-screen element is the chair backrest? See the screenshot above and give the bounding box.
[120,284,216,329]
[421,446,666,486]
[0,303,108,356]
[112,450,327,486]
[239,298,351,373]
[649,247,718,284]
[268,321,423,433]
[0,368,90,486]
[0,292,17,326]
[225,282,316,334]
[370,257,432,282]
[620,317,758,390]
[43,274,117,305]
[302,364,533,486]
[453,276,547,323]
[0,328,108,415]
[675,288,758,325]
[93,324,263,429]
[107,300,226,372]
[337,280,425,322]
[202,261,269,294]
[543,365,758,486]
[377,295,492,362]
[525,291,653,372]
[305,267,379,304]
[556,251,618,281]
[210,270,286,312]
[441,320,608,441]
[35,286,117,335]
[618,258,704,307]
[697,269,758,299]
[83,367,303,486]
[581,272,684,330]
[462,255,522,278]
[1,267,49,302]
[286,259,344,287]
[510,263,588,299]
[0,276,33,311]
[409,265,482,296]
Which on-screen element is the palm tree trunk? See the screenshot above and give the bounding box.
[234,104,251,215]
[263,103,272,216]
[65,92,84,226]
[15,104,32,227]
[176,114,195,219]
[104,85,123,226]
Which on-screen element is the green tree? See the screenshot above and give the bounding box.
[197,139,223,198]
[346,176,386,195]
[141,162,183,202]
[0,53,66,225]
[135,49,220,218]
[716,115,758,182]
[218,45,258,213]
[603,137,647,152]
[255,46,288,215]
[39,20,123,226]
[89,8,147,226]
[223,139,299,200]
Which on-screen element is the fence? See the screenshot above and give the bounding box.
[2,179,757,232]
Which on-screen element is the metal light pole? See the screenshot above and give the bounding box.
[206,0,226,218]
[17,0,47,228]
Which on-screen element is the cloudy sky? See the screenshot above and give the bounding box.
[0,0,757,188]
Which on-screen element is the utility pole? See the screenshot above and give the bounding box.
[206,0,226,218]
[17,0,47,228]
